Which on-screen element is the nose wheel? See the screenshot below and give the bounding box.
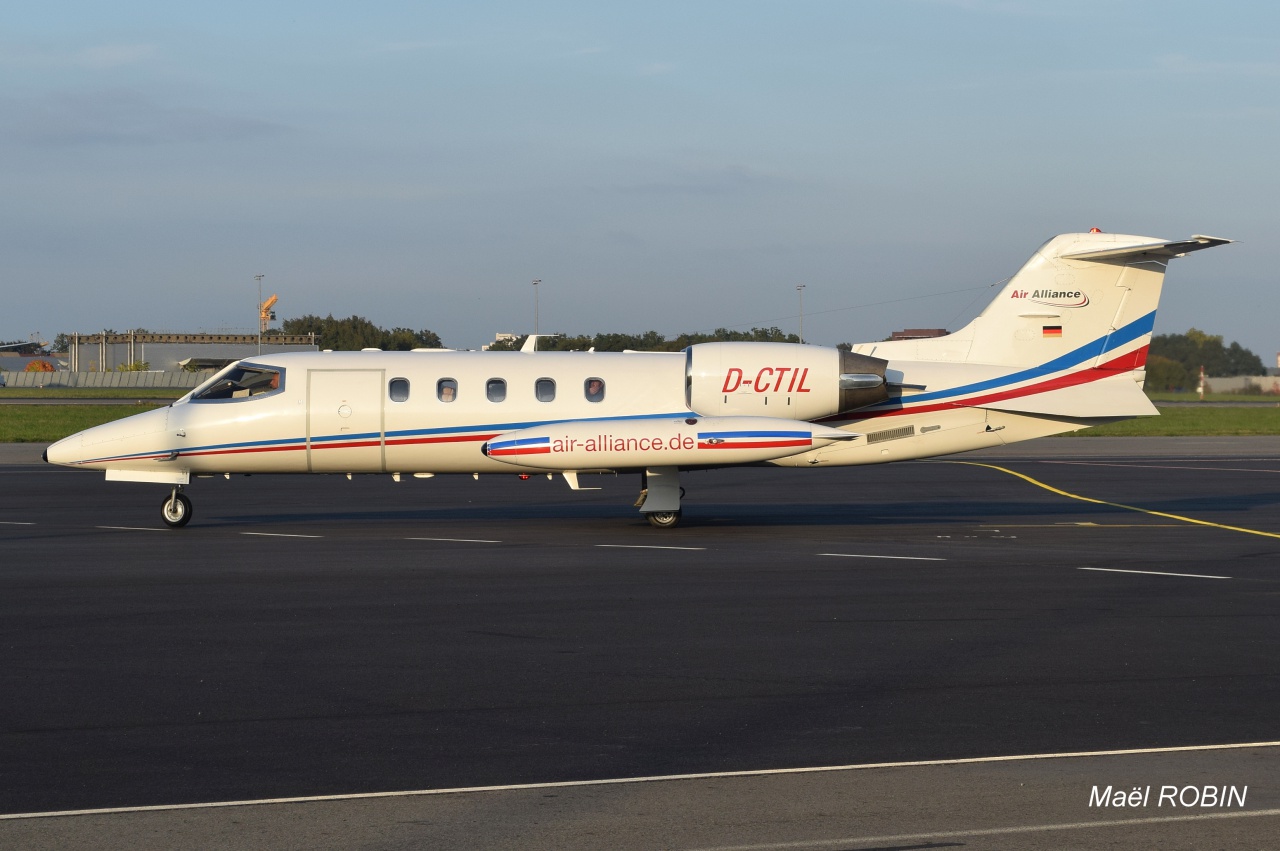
[161,489,193,528]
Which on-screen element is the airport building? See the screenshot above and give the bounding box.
[67,332,319,373]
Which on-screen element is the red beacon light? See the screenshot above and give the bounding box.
[1089,227,1103,233]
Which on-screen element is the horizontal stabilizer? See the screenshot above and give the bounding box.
[977,376,1158,418]
[1059,235,1233,262]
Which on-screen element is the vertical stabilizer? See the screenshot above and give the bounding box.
[963,232,1171,368]
[846,232,1232,420]
[869,232,1231,371]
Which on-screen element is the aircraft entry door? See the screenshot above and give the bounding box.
[307,369,385,473]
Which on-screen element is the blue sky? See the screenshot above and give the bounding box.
[3,1,1276,358]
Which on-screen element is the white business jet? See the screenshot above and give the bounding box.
[45,230,1231,528]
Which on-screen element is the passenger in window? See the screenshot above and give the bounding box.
[438,379,457,402]
[585,378,605,402]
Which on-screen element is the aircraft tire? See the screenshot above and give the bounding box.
[161,493,193,528]
[646,510,681,529]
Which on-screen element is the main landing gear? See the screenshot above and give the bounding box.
[161,487,192,528]
[638,466,683,529]
[645,510,681,529]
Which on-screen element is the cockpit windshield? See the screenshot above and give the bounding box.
[189,364,284,401]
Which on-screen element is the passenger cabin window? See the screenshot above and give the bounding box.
[584,377,605,402]
[487,378,507,402]
[389,378,410,402]
[437,378,458,403]
[191,366,282,401]
[535,378,556,402]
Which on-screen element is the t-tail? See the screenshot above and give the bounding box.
[851,231,1233,424]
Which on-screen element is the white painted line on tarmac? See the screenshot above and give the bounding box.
[1079,567,1230,580]
[596,544,706,551]
[0,521,35,525]
[818,553,945,561]
[406,537,502,543]
[4,740,1277,821]
[96,526,164,532]
[686,809,1280,851]
[1042,460,1280,474]
[241,532,324,539]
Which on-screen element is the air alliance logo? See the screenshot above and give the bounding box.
[1010,289,1090,308]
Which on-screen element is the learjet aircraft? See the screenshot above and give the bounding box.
[45,230,1232,528]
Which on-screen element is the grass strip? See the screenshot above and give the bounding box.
[1072,407,1280,436]
[1146,391,1280,403]
[3,402,1276,444]
[0,388,183,399]
[0,405,166,442]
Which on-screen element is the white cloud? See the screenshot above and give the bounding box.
[1152,53,1280,78]
[638,61,677,76]
[0,43,157,69]
[916,0,1070,15]
[0,90,284,146]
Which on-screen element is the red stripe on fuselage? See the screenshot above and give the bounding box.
[384,433,498,447]
[698,439,812,450]
[178,432,496,460]
[840,346,1149,422]
[182,444,307,459]
[311,440,383,451]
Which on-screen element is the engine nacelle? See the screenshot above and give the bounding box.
[686,342,888,420]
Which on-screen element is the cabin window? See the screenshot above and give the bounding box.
[190,365,283,401]
[389,378,410,402]
[535,377,556,402]
[486,378,507,402]
[437,378,458,403]
[584,377,605,402]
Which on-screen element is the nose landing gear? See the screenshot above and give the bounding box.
[161,488,193,528]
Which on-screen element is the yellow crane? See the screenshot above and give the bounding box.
[259,294,278,335]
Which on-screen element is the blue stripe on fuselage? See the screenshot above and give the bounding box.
[868,310,1155,410]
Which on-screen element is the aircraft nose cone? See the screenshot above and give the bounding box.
[42,448,48,463]
[44,433,84,468]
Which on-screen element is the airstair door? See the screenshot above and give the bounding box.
[307,369,385,472]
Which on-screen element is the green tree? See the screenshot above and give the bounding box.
[281,315,444,350]
[486,328,803,353]
[1143,354,1193,392]
[1150,329,1265,377]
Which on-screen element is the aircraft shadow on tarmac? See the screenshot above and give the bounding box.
[212,490,1280,529]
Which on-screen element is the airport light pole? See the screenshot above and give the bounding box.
[796,284,806,344]
[532,279,541,337]
[255,274,265,354]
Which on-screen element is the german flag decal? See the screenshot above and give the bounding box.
[1043,325,1063,337]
